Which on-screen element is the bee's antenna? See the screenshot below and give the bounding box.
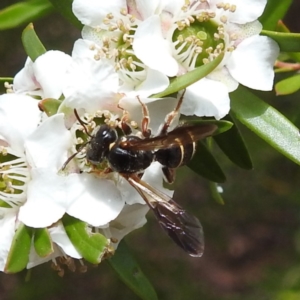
[74,109,93,138]
[61,142,88,170]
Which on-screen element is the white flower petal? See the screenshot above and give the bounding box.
[227,35,279,91]
[72,38,97,59]
[0,209,17,271]
[208,67,239,92]
[0,94,41,152]
[119,68,169,97]
[72,0,126,26]
[49,222,82,259]
[132,0,159,19]
[182,79,230,119]
[13,57,38,94]
[133,15,178,76]
[66,173,124,226]
[63,58,120,113]
[33,51,72,99]
[108,203,149,246]
[214,0,267,24]
[25,114,72,170]
[117,177,144,205]
[142,162,173,197]
[18,169,68,228]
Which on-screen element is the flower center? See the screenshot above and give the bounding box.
[0,147,29,208]
[172,14,225,71]
[83,9,143,73]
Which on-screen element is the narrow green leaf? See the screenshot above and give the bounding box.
[22,23,46,61]
[5,224,33,273]
[188,140,226,183]
[230,86,300,166]
[48,0,83,29]
[262,30,300,53]
[209,182,225,205]
[62,214,109,264]
[275,74,300,96]
[151,53,224,98]
[0,0,54,30]
[33,228,54,257]
[39,98,62,116]
[213,114,253,170]
[0,77,13,83]
[259,0,293,31]
[108,241,158,300]
[275,21,300,62]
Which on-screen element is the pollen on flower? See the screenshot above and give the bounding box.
[220,15,227,24]
[4,82,13,94]
[230,5,236,12]
[0,150,29,207]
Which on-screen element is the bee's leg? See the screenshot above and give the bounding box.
[162,166,176,184]
[137,96,151,138]
[117,104,132,135]
[159,89,186,135]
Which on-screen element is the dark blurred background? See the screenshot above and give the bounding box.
[1,1,300,299]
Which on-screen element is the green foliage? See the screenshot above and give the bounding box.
[262,30,300,53]
[231,86,300,166]
[152,53,224,98]
[22,23,46,61]
[108,241,158,300]
[48,0,83,29]
[276,74,300,95]
[33,228,54,257]
[259,0,293,30]
[62,214,109,264]
[0,0,54,30]
[5,224,33,273]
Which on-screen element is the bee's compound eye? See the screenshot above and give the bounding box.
[95,125,117,144]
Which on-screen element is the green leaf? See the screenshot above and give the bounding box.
[48,0,83,29]
[0,0,54,31]
[62,214,109,264]
[33,228,54,257]
[188,140,226,183]
[262,30,300,53]
[275,74,300,96]
[209,182,225,205]
[259,0,293,31]
[230,86,300,166]
[275,21,300,62]
[151,52,224,98]
[22,23,46,61]
[213,114,253,170]
[39,98,62,116]
[108,241,158,300]
[5,224,33,273]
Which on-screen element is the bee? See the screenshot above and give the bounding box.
[64,94,217,257]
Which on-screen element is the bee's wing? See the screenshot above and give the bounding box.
[125,174,204,257]
[124,124,217,151]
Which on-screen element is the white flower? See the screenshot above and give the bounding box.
[18,113,125,228]
[131,0,279,119]
[0,94,80,271]
[72,0,169,97]
[13,51,72,99]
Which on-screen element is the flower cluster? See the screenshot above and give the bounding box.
[0,0,278,272]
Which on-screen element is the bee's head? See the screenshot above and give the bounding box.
[86,125,118,165]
